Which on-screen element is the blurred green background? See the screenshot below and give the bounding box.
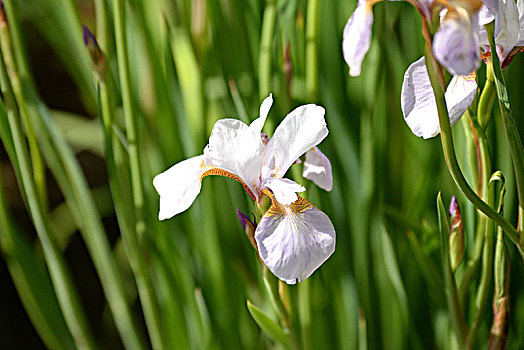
[0,0,523,349]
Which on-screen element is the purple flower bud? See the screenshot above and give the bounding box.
[433,12,481,75]
[82,25,99,49]
[236,208,255,233]
[449,195,464,271]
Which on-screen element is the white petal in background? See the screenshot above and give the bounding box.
[433,12,481,75]
[401,57,477,139]
[255,197,336,284]
[153,155,207,220]
[342,3,374,77]
[303,147,333,191]
[270,104,328,178]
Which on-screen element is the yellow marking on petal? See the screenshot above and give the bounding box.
[201,167,257,201]
[261,190,314,218]
[465,71,476,81]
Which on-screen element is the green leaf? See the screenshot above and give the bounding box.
[247,300,290,348]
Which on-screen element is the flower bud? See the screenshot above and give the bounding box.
[449,196,464,271]
[82,25,106,78]
[236,208,257,250]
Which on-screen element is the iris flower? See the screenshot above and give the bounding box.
[153,94,335,284]
[342,0,487,77]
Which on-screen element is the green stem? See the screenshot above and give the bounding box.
[113,0,163,348]
[458,112,491,302]
[467,173,502,347]
[423,43,521,254]
[305,0,319,101]
[259,0,276,99]
[485,22,524,237]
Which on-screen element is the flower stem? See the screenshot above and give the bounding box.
[467,172,503,348]
[422,42,521,255]
[485,22,524,237]
[458,112,491,304]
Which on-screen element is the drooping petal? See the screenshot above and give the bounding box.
[303,147,333,191]
[265,104,328,178]
[204,118,263,195]
[255,196,336,284]
[262,178,306,206]
[433,11,481,75]
[342,2,374,77]
[401,57,477,139]
[153,155,207,220]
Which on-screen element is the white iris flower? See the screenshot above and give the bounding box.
[153,94,335,284]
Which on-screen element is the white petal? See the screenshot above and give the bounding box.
[342,4,373,77]
[494,0,520,60]
[516,0,524,46]
[401,57,477,139]
[269,104,328,178]
[153,155,206,220]
[255,196,336,284]
[433,12,480,75]
[479,0,498,25]
[303,147,333,191]
[262,178,305,206]
[204,118,262,194]
[250,93,273,134]
[519,0,524,45]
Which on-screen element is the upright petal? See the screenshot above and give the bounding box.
[255,196,336,284]
[205,118,263,194]
[303,147,333,191]
[267,104,328,178]
[401,57,477,139]
[249,93,273,135]
[342,3,374,77]
[153,155,207,220]
[433,11,481,75]
[262,178,306,205]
